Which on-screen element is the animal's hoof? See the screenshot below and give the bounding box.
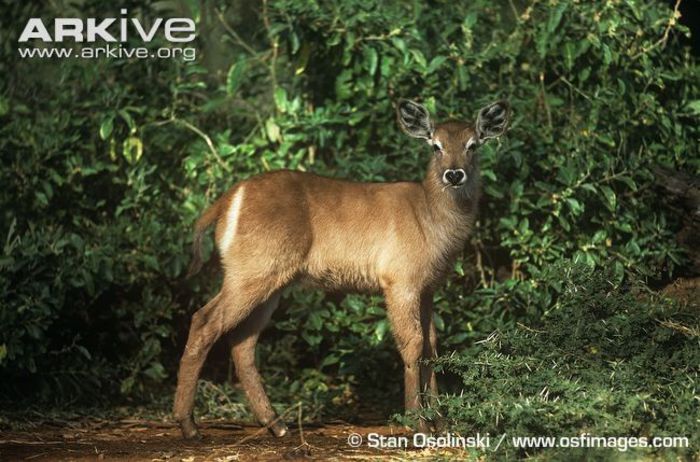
[269,421,289,438]
[179,419,202,440]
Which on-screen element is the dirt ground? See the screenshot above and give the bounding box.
[0,419,465,461]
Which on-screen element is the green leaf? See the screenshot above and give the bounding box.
[265,118,281,142]
[226,61,246,97]
[592,229,607,244]
[600,185,616,211]
[565,197,584,215]
[374,319,389,343]
[518,218,530,236]
[219,143,236,157]
[320,354,340,368]
[427,56,447,74]
[308,311,323,330]
[302,331,322,346]
[433,313,445,331]
[613,261,625,282]
[563,42,575,70]
[391,37,406,55]
[410,49,427,69]
[99,116,114,140]
[118,109,136,134]
[120,377,135,394]
[274,87,288,112]
[76,345,92,360]
[601,44,612,66]
[547,4,568,33]
[0,96,8,116]
[454,259,464,276]
[123,136,143,164]
[290,31,300,54]
[447,332,469,345]
[686,100,700,116]
[364,47,378,75]
[617,176,638,192]
[144,362,166,381]
[335,69,353,100]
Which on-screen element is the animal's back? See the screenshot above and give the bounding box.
[213,170,428,292]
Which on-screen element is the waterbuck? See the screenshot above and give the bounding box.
[174,98,511,438]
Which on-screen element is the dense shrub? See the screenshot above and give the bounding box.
[0,0,698,417]
[427,262,699,459]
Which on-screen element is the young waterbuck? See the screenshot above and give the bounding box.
[174,99,511,439]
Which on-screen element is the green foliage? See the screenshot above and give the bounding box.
[427,262,699,460]
[0,0,697,428]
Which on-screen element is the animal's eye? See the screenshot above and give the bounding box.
[433,143,442,153]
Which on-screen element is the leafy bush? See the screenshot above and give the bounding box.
[0,0,698,419]
[427,262,699,460]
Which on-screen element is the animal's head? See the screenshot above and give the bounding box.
[397,99,510,189]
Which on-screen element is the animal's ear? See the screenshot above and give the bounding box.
[397,99,433,140]
[476,100,510,142]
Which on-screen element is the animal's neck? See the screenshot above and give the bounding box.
[420,159,481,252]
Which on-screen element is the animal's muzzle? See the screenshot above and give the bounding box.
[443,169,466,186]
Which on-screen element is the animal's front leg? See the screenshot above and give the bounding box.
[420,292,439,404]
[384,286,428,431]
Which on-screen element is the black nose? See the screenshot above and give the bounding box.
[443,169,465,185]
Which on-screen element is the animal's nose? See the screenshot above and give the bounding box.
[443,169,466,186]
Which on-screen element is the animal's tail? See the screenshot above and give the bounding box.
[186,198,224,278]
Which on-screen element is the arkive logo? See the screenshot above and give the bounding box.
[18,9,196,43]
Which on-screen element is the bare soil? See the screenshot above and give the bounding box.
[0,419,462,461]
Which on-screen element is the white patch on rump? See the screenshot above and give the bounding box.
[219,186,245,253]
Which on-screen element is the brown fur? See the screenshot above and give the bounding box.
[173,101,508,439]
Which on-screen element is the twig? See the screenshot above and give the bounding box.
[631,0,682,59]
[176,119,230,172]
[297,401,306,446]
[656,319,699,338]
[559,76,592,101]
[516,322,546,334]
[289,401,317,456]
[146,118,230,172]
[474,243,489,288]
[360,29,402,42]
[507,0,520,23]
[261,0,279,93]
[214,9,259,57]
[511,260,522,280]
[232,403,299,447]
[539,72,553,135]
[0,440,92,446]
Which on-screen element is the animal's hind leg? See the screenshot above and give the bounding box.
[230,292,288,437]
[174,292,227,439]
[173,277,283,439]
